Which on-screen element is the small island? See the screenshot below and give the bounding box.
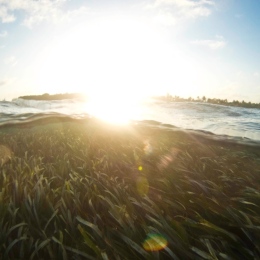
[18,93,87,101]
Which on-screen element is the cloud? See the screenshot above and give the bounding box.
[4,56,18,66]
[0,0,89,28]
[0,30,7,37]
[154,10,177,26]
[0,5,16,23]
[191,35,226,50]
[253,72,259,77]
[146,0,215,25]
[64,6,90,20]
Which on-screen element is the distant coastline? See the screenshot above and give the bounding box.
[18,93,86,101]
[17,92,260,109]
[155,94,260,109]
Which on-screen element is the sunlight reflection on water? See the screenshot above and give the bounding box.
[1,99,260,141]
[83,98,145,124]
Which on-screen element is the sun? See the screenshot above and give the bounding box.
[85,94,141,124]
[36,15,196,122]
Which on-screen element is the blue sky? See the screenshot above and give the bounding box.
[0,0,260,102]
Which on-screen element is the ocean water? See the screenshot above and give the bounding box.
[1,98,260,143]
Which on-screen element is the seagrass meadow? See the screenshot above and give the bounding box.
[0,117,259,259]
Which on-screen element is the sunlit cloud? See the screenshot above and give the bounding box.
[0,5,16,23]
[64,6,90,21]
[191,35,226,50]
[154,10,176,26]
[146,0,215,25]
[0,0,89,28]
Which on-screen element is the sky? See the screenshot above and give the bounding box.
[0,0,260,102]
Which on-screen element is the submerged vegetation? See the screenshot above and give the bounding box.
[0,118,260,259]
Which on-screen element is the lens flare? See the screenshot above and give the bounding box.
[144,140,153,155]
[158,147,179,171]
[0,145,12,166]
[136,176,149,196]
[143,233,168,251]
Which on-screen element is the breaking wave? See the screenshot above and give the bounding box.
[1,99,260,142]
